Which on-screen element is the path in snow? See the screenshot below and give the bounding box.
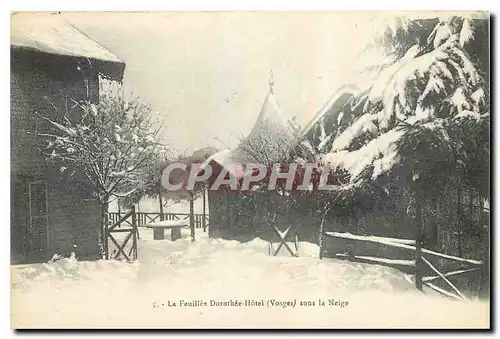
[11,228,489,328]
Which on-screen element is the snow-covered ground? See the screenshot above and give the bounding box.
[108,196,208,214]
[11,228,489,328]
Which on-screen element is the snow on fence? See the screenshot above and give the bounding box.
[321,231,484,301]
[108,212,209,231]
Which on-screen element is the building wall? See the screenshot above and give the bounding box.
[47,183,101,261]
[208,191,332,243]
[11,48,101,264]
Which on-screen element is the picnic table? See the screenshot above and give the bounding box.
[146,220,189,241]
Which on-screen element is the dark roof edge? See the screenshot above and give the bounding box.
[11,45,126,82]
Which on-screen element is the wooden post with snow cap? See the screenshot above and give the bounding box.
[318,202,331,260]
[414,186,423,291]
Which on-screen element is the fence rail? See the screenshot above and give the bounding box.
[321,231,484,301]
[108,211,209,230]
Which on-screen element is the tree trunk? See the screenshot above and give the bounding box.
[456,184,463,257]
[469,188,474,222]
[99,199,109,259]
[158,193,164,221]
[436,195,442,252]
[202,188,207,232]
[190,192,195,242]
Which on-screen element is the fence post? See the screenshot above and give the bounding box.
[415,188,423,291]
[318,203,330,260]
[479,198,490,299]
[319,230,324,260]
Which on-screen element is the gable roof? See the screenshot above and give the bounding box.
[11,12,125,78]
[300,84,360,138]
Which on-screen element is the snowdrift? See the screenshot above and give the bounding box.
[11,228,488,328]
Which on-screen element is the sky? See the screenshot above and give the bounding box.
[63,12,385,154]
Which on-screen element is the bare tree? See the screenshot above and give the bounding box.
[238,128,296,167]
[32,83,165,255]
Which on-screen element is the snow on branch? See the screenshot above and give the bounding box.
[307,15,489,191]
[32,84,165,204]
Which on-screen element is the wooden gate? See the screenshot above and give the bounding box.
[105,206,138,261]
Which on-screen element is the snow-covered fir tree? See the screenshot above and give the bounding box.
[303,13,489,197]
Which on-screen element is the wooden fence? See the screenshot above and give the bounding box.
[108,212,209,231]
[320,231,484,301]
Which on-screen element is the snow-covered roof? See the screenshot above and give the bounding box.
[11,13,125,66]
[300,84,360,138]
[236,88,297,164]
[203,80,298,173]
[244,91,295,144]
[199,149,250,178]
[201,149,232,169]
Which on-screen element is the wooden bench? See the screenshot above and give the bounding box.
[146,220,189,241]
